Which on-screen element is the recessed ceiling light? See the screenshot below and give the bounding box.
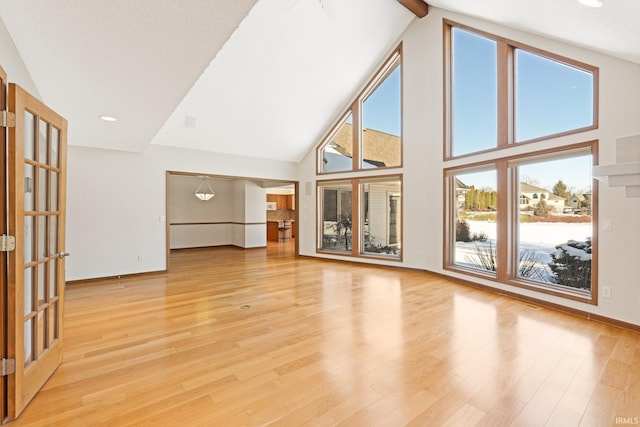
[99,115,117,122]
[578,0,603,7]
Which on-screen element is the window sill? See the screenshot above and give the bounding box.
[507,277,595,305]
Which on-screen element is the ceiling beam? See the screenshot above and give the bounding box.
[397,0,429,18]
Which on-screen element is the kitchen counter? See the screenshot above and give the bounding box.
[267,220,295,241]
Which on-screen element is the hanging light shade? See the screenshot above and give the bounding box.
[194,177,215,201]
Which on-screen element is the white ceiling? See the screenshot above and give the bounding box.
[1,0,638,162]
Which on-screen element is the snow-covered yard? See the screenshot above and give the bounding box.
[455,220,592,282]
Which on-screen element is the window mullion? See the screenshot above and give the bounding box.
[497,41,511,148]
[351,178,360,255]
[495,160,509,281]
[352,101,361,170]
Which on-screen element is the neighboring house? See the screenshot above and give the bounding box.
[519,183,566,212]
[322,143,354,172]
[568,192,592,209]
[455,178,470,210]
[328,123,401,168]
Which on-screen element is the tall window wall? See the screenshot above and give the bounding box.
[444,21,598,303]
[316,45,403,260]
[318,176,402,259]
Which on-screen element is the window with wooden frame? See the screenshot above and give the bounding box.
[318,180,353,254]
[444,21,598,159]
[361,176,402,258]
[446,165,499,278]
[317,175,402,260]
[444,21,599,304]
[317,45,402,173]
[445,143,598,303]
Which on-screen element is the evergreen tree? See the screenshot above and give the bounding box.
[552,180,571,201]
[534,198,549,217]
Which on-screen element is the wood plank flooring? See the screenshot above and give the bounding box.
[10,242,640,426]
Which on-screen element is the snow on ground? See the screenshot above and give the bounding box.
[455,221,592,279]
[468,220,591,249]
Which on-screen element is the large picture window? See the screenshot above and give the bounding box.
[515,49,595,142]
[446,143,597,303]
[444,21,598,303]
[514,153,593,292]
[450,28,497,157]
[319,112,353,173]
[316,44,403,261]
[361,177,402,257]
[318,176,402,260]
[449,168,498,275]
[318,46,402,173]
[445,22,597,159]
[319,181,353,253]
[361,61,402,169]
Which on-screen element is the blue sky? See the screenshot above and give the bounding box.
[347,27,594,191]
[452,28,593,155]
[362,65,401,136]
[449,28,594,191]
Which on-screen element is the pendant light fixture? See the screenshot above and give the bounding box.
[194,177,215,201]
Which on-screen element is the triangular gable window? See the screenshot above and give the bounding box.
[317,45,402,174]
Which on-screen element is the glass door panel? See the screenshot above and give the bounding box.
[37,168,47,211]
[23,268,33,316]
[24,164,34,210]
[48,304,57,347]
[24,216,34,263]
[48,261,57,299]
[37,216,46,259]
[24,112,35,160]
[50,172,58,211]
[38,119,48,164]
[49,216,57,255]
[7,82,68,419]
[23,320,32,365]
[50,127,59,168]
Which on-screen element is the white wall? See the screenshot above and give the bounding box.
[229,179,267,248]
[231,180,246,247]
[66,145,296,280]
[297,8,640,326]
[242,181,268,248]
[169,175,234,249]
[0,17,40,97]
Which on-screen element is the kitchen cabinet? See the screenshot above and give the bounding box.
[266,221,294,241]
[266,194,294,210]
[267,222,280,241]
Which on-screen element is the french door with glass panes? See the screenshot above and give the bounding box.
[1,65,8,426]
[3,82,67,421]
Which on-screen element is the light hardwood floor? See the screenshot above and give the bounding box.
[10,242,640,426]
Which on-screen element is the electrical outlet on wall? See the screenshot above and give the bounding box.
[602,286,611,298]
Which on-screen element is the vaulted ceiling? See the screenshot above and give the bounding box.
[1,0,638,163]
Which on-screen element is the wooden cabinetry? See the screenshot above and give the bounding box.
[266,194,294,210]
[266,221,295,241]
[267,221,280,241]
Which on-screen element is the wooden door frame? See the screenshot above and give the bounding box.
[5,83,67,421]
[1,65,7,425]
[164,171,299,272]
